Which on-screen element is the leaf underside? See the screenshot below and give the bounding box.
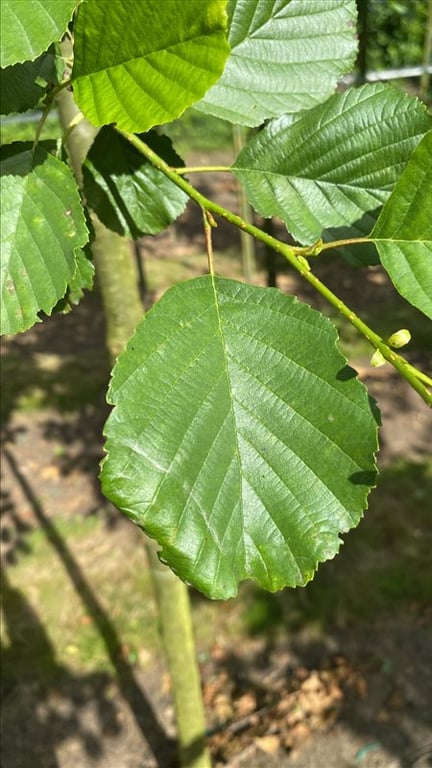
[372,131,432,319]
[101,276,379,600]
[197,0,358,126]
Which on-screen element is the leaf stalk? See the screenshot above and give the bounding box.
[202,208,216,275]
[173,165,231,174]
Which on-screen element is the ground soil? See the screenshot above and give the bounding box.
[1,155,432,768]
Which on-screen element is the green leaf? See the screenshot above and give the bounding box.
[0,0,78,67]
[68,246,94,304]
[72,0,229,133]
[1,143,88,335]
[101,276,378,600]
[0,51,58,116]
[371,132,432,319]
[51,245,94,315]
[233,84,432,245]
[196,0,358,126]
[82,127,188,238]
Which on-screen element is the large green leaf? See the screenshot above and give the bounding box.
[0,0,78,67]
[82,127,188,237]
[233,84,432,245]
[371,132,432,319]
[101,276,378,600]
[1,143,88,335]
[196,0,358,126]
[72,0,229,133]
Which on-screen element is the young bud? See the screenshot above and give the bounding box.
[387,329,411,349]
[371,349,386,367]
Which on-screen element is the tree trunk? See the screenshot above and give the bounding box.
[356,0,368,85]
[420,0,432,105]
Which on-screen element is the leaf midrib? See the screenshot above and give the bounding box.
[210,273,244,526]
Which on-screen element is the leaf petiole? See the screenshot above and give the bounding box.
[172,166,231,175]
[202,208,215,275]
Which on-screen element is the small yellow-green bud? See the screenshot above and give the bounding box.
[371,349,386,367]
[387,329,411,349]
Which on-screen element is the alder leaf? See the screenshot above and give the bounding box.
[101,276,379,600]
[371,132,432,319]
[196,0,357,126]
[82,127,188,237]
[67,246,94,305]
[1,143,88,335]
[0,52,59,116]
[51,246,94,315]
[233,84,432,244]
[0,0,78,67]
[72,0,229,133]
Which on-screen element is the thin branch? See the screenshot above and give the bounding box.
[32,93,55,152]
[403,363,432,388]
[32,78,74,152]
[233,123,256,282]
[118,129,432,408]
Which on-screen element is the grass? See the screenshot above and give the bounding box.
[1,509,244,682]
[1,515,160,680]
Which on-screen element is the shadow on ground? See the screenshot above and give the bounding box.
[1,444,178,768]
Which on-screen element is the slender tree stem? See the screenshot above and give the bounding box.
[233,123,256,282]
[118,130,432,408]
[56,77,73,94]
[32,78,74,152]
[32,91,56,151]
[403,363,432,388]
[420,0,432,104]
